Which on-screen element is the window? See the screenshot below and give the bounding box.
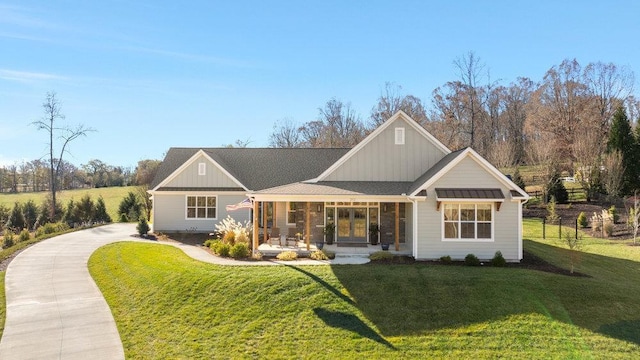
[186,196,216,219]
[395,127,405,145]
[443,203,492,241]
[287,202,297,225]
[198,162,206,176]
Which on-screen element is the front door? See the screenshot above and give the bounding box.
[337,207,367,242]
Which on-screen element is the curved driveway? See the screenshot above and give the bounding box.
[0,223,138,360]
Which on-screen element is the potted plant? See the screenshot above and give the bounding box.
[368,223,380,245]
[324,223,335,245]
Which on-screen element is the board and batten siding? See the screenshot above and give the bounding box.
[152,193,250,232]
[324,117,447,181]
[165,154,241,188]
[415,156,521,261]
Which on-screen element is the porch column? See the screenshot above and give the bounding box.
[262,202,267,244]
[305,202,311,250]
[252,200,259,252]
[395,202,400,251]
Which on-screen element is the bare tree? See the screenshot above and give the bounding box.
[601,150,625,200]
[500,78,533,164]
[627,192,640,245]
[487,140,515,169]
[319,98,365,147]
[572,125,605,201]
[369,82,429,128]
[32,92,94,218]
[453,51,486,149]
[269,118,304,148]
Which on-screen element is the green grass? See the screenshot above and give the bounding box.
[88,224,640,359]
[0,186,136,221]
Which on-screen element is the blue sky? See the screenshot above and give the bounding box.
[1,0,639,169]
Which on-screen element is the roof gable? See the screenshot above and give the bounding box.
[314,111,451,182]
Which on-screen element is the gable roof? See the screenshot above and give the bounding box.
[313,111,451,182]
[409,147,529,199]
[151,147,350,191]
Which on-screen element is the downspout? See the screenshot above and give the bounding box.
[408,197,419,259]
[518,197,530,261]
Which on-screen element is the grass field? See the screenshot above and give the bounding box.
[0,186,137,222]
[85,219,640,359]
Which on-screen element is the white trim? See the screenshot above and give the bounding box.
[313,111,451,182]
[198,162,206,176]
[395,127,405,145]
[149,190,247,196]
[411,198,419,259]
[440,203,494,242]
[250,194,411,203]
[410,147,530,199]
[286,202,296,225]
[185,195,218,220]
[152,149,247,191]
[517,202,523,260]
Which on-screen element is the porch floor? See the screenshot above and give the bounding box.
[257,240,411,257]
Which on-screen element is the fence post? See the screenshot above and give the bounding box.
[559,217,562,239]
[542,217,546,239]
[575,218,578,240]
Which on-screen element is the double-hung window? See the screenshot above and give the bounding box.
[287,202,297,225]
[186,195,217,219]
[443,203,492,241]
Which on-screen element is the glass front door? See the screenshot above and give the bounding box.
[337,207,367,242]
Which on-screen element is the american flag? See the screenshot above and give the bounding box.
[225,198,253,211]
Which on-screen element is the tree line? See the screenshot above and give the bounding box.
[269,53,640,200]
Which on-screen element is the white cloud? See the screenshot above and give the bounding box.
[0,69,66,83]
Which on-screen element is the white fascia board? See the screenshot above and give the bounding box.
[250,194,411,203]
[151,190,248,196]
[313,111,451,182]
[152,149,247,191]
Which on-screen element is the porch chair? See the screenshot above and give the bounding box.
[286,228,299,247]
[267,227,281,246]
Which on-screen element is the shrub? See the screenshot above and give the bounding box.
[491,251,507,267]
[577,212,588,228]
[76,194,96,223]
[216,243,231,257]
[513,167,526,190]
[439,255,452,263]
[310,250,328,260]
[369,251,394,261]
[94,196,112,223]
[18,229,31,242]
[235,231,249,244]
[203,239,216,248]
[35,222,70,237]
[6,202,25,232]
[23,200,38,230]
[119,192,142,223]
[464,253,481,266]
[546,173,568,203]
[63,199,81,227]
[276,251,298,261]
[214,215,252,245]
[119,213,129,223]
[604,222,614,237]
[3,230,15,249]
[609,205,619,224]
[223,231,236,245]
[546,197,560,224]
[252,251,263,261]
[137,217,150,236]
[321,249,336,260]
[229,243,250,259]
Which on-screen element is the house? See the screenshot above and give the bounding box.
[149,111,529,261]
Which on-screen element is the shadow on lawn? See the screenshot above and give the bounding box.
[329,241,640,346]
[313,308,395,350]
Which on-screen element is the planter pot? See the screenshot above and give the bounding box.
[325,234,334,245]
[381,243,390,251]
[316,242,324,250]
[369,233,379,245]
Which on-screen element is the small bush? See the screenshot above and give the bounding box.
[464,253,481,266]
[577,212,588,228]
[609,205,619,224]
[18,229,31,242]
[276,251,298,261]
[203,239,216,247]
[137,217,150,236]
[119,213,128,223]
[439,255,452,263]
[252,251,263,261]
[34,222,70,237]
[310,250,328,260]
[229,243,250,259]
[369,251,394,261]
[322,249,336,260]
[604,222,614,237]
[546,197,560,224]
[491,251,507,267]
[223,231,236,245]
[235,232,249,244]
[216,243,231,257]
[3,230,15,249]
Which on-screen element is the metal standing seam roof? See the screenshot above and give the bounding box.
[435,188,505,199]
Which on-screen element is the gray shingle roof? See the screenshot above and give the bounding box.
[408,148,466,194]
[151,147,350,191]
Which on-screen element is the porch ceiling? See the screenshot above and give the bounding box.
[254,181,414,196]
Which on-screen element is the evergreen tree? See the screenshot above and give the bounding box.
[6,202,25,232]
[63,199,81,227]
[607,106,637,195]
[22,200,39,230]
[94,196,112,223]
[546,172,569,204]
[76,194,95,223]
[38,195,63,226]
[118,191,142,222]
[512,167,526,190]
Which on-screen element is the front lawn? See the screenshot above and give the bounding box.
[89,221,640,358]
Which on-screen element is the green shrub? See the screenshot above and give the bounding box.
[464,253,481,266]
[546,197,560,224]
[119,192,142,223]
[439,255,452,263]
[609,205,619,224]
[6,202,25,232]
[252,251,263,261]
[3,230,15,249]
[23,200,38,230]
[34,222,70,237]
[94,196,112,223]
[18,229,31,242]
[119,213,129,223]
[369,251,394,261]
[276,251,298,261]
[490,251,507,267]
[321,249,336,260]
[577,212,588,228]
[203,239,216,247]
[137,217,150,236]
[310,250,328,260]
[229,243,250,259]
[216,243,231,257]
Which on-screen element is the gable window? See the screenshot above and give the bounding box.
[198,162,206,176]
[287,202,297,225]
[442,203,492,241]
[395,127,405,145]
[186,195,217,219]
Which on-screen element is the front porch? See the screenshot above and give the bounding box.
[256,239,412,257]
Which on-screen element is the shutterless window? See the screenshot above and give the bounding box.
[198,162,206,176]
[395,127,405,145]
[443,203,492,240]
[186,196,216,219]
[287,202,297,225]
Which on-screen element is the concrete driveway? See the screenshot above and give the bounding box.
[0,223,138,360]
